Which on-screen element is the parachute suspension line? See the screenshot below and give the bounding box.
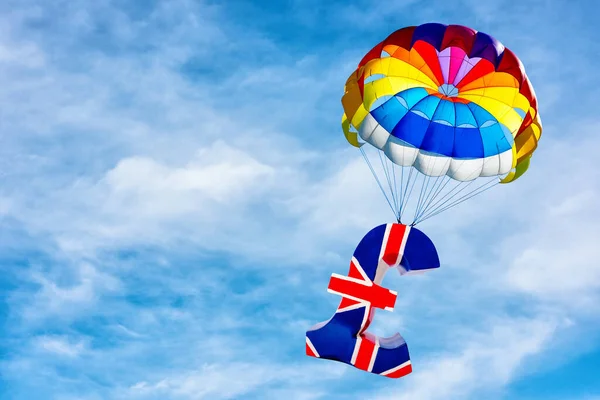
[413,174,428,223]
[408,143,506,222]
[399,165,411,219]
[360,146,397,217]
[411,162,428,224]
[417,173,433,223]
[359,145,502,225]
[410,98,448,224]
[413,155,504,224]
[392,159,405,221]
[412,172,429,225]
[418,178,498,224]
[399,161,405,220]
[426,176,451,216]
[413,181,472,224]
[433,176,454,204]
[414,157,476,223]
[378,151,400,219]
[431,180,498,222]
[411,152,443,225]
[415,155,500,223]
[400,166,418,223]
[413,174,445,224]
[427,179,476,220]
[410,144,506,223]
[415,178,499,224]
[386,154,402,220]
[390,159,400,219]
[413,160,440,224]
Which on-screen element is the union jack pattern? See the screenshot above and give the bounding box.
[306,223,440,378]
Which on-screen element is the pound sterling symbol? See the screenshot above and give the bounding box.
[305,223,440,378]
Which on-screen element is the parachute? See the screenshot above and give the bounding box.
[305,24,543,378]
[341,23,542,224]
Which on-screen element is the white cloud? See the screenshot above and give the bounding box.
[129,363,273,399]
[7,138,313,260]
[505,223,600,304]
[34,335,87,358]
[21,263,120,321]
[289,154,390,237]
[370,317,559,400]
[0,0,346,266]
[125,362,345,400]
[101,140,275,213]
[491,132,600,309]
[548,190,596,218]
[0,37,45,68]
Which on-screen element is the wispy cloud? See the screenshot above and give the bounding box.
[369,317,559,400]
[34,335,88,358]
[22,263,121,322]
[125,362,345,400]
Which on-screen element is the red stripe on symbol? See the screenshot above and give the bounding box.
[382,224,408,266]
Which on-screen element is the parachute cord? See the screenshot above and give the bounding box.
[400,167,418,223]
[391,160,400,218]
[399,163,405,221]
[413,174,428,222]
[386,156,401,220]
[414,174,444,223]
[419,157,483,219]
[412,173,429,225]
[414,161,442,224]
[360,147,397,217]
[410,98,447,223]
[387,159,400,221]
[415,180,497,224]
[415,178,499,224]
[412,154,434,224]
[359,145,502,225]
[402,167,416,213]
[420,178,475,219]
[398,167,409,221]
[378,151,399,217]
[414,174,450,223]
[415,155,497,222]
[428,176,450,213]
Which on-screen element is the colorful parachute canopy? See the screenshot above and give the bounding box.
[342,23,542,185]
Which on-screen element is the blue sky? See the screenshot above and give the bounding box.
[1,0,599,399]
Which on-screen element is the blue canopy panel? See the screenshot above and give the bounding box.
[369,89,514,159]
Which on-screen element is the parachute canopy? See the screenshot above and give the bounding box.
[341,23,542,224]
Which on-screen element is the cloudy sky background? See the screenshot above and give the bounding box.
[1,0,599,399]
